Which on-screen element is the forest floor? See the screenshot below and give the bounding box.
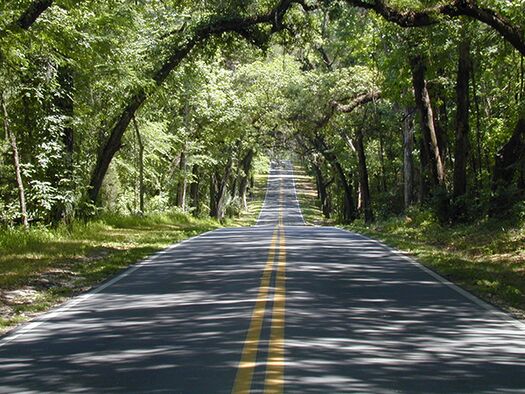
[0,172,269,335]
[292,164,525,320]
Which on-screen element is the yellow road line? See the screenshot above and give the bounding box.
[278,176,284,225]
[232,226,279,394]
[264,226,286,394]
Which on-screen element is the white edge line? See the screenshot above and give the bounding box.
[0,229,219,348]
[288,161,306,226]
[332,226,525,332]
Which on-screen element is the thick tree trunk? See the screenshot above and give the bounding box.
[489,113,525,215]
[132,116,144,214]
[403,108,415,208]
[311,160,332,218]
[2,94,29,229]
[210,157,234,220]
[410,54,446,187]
[453,37,471,201]
[353,129,374,223]
[88,92,147,203]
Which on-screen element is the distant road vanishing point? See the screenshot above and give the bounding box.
[1,160,525,393]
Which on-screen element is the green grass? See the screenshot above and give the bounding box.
[345,208,525,319]
[0,211,220,333]
[0,173,269,334]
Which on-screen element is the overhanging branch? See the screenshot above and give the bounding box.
[344,0,525,56]
[332,91,381,113]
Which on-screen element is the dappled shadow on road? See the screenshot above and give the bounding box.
[0,227,279,393]
[256,162,304,227]
[1,225,525,393]
[284,227,525,393]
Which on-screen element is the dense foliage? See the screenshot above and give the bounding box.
[1,0,524,227]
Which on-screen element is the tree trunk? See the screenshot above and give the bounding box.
[378,126,387,192]
[88,92,147,203]
[403,108,415,209]
[189,164,200,216]
[311,160,331,218]
[353,129,374,223]
[417,136,430,202]
[210,156,234,220]
[489,113,525,215]
[471,55,484,188]
[238,149,254,211]
[132,116,144,214]
[176,147,187,210]
[1,0,53,36]
[312,134,356,223]
[410,54,446,187]
[216,157,233,220]
[342,130,373,222]
[453,37,471,201]
[209,173,218,219]
[1,94,29,229]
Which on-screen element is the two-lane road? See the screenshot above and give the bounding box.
[1,161,525,393]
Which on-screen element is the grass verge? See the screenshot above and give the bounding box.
[345,209,525,320]
[0,172,269,335]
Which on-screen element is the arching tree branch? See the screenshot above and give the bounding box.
[344,0,525,56]
[88,0,307,203]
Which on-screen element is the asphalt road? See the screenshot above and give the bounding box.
[1,161,525,393]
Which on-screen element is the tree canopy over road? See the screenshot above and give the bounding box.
[1,0,524,226]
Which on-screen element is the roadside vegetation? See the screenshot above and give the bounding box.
[0,169,268,334]
[346,209,525,319]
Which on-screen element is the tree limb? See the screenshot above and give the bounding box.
[88,0,307,203]
[331,90,381,113]
[344,0,525,56]
[1,0,53,36]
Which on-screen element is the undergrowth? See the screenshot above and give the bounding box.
[0,172,268,334]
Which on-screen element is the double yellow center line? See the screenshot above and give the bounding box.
[232,180,287,394]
